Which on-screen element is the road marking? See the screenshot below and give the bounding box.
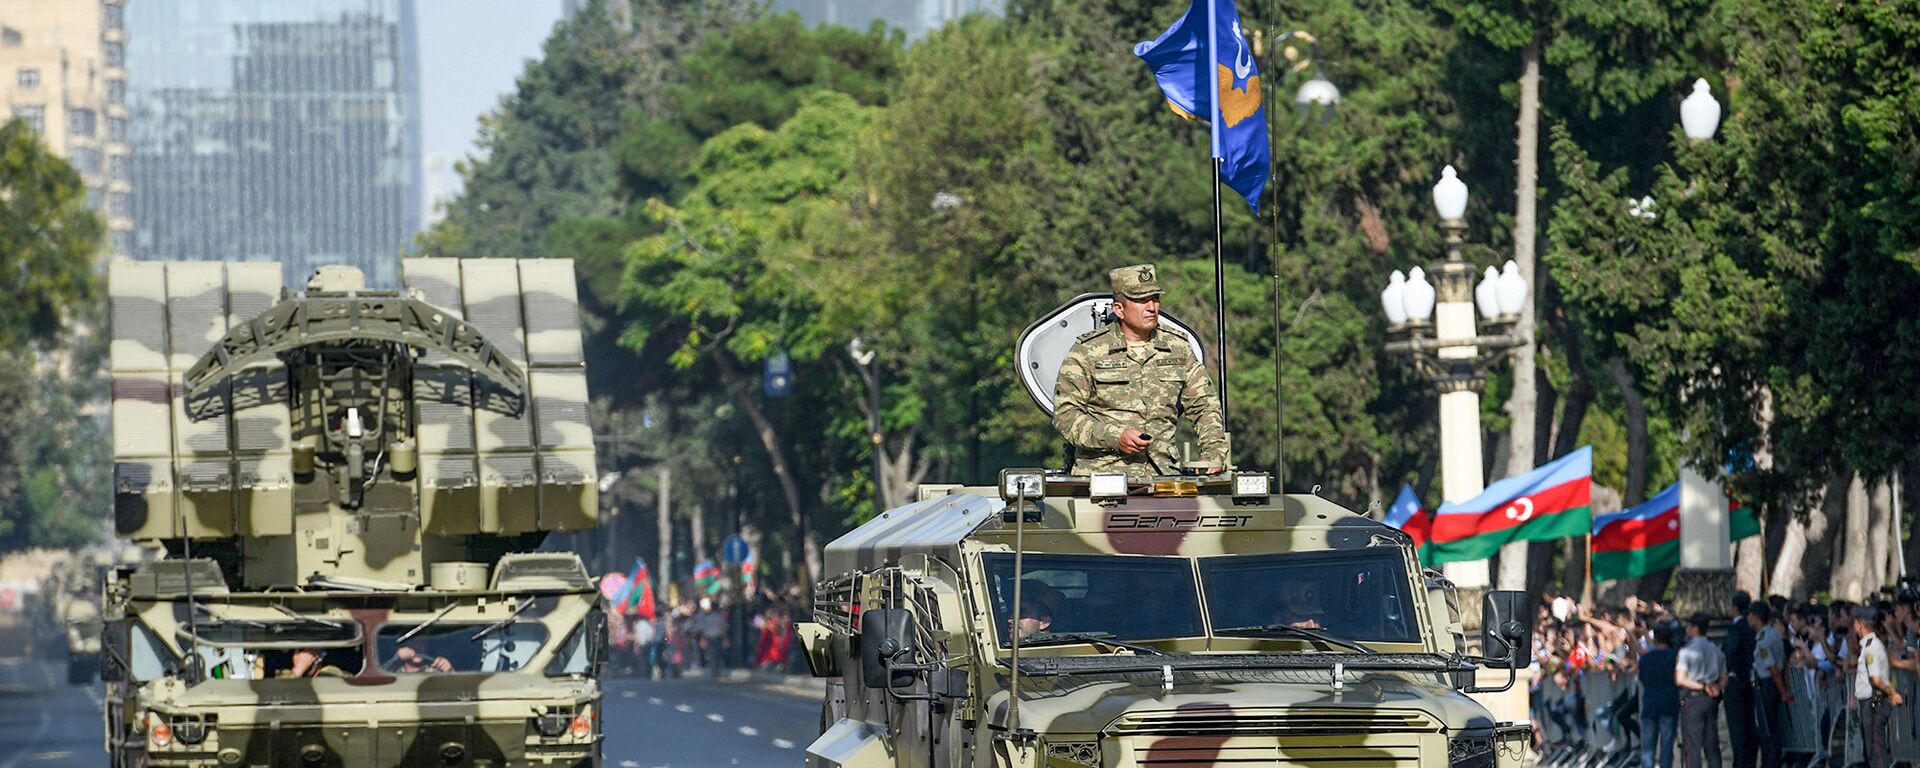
[647,697,663,705]
[772,738,796,750]
[737,726,759,737]
[673,704,694,713]
[705,713,724,722]
[25,751,73,762]
[621,690,637,698]
[618,761,639,767]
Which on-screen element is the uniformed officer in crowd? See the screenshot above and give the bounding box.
[1856,606,1905,768]
[1747,602,1790,768]
[1052,263,1227,476]
[1676,612,1728,768]
[1722,592,1758,768]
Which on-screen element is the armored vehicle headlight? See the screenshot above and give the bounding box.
[1088,473,1128,500]
[173,717,208,745]
[533,712,569,738]
[1232,473,1271,498]
[1448,734,1496,768]
[1000,469,1043,501]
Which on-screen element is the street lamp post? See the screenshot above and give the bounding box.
[1381,166,1528,618]
[1670,78,1738,618]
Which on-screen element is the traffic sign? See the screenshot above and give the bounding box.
[721,534,751,564]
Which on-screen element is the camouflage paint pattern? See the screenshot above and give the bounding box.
[103,259,604,768]
[802,482,1529,768]
[1051,323,1228,476]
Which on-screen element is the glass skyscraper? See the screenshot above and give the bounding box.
[125,0,422,287]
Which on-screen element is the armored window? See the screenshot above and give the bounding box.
[16,67,37,87]
[983,552,1202,648]
[129,622,183,682]
[1201,549,1420,644]
[376,621,551,674]
[12,104,43,134]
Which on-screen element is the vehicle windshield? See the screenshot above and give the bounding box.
[375,622,550,674]
[1201,549,1419,644]
[178,619,361,648]
[983,553,1202,648]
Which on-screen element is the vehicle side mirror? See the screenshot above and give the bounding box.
[859,608,917,690]
[1480,590,1531,668]
[585,610,610,669]
[100,619,129,683]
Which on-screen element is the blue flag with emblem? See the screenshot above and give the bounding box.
[1134,0,1271,212]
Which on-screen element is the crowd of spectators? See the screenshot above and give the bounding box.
[607,584,806,679]
[1530,588,1915,768]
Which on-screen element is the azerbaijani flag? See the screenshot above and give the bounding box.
[1591,481,1682,582]
[1383,483,1433,566]
[1429,446,1593,565]
[1729,497,1760,541]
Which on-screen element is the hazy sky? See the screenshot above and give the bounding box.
[416,0,567,223]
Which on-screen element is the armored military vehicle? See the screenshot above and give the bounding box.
[799,295,1532,768]
[101,259,606,768]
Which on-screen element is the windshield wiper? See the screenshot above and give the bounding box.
[471,599,537,643]
[270,603,348,629]
[1213,623,1380,655]
[392,602,461,647]
[1023,631,1169,656]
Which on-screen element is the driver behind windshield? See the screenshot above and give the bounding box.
[388,643,454,674]
[1269,579,1325,629]
[1010,580,1062,640]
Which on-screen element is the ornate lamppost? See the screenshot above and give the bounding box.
[1380,166,1529,608]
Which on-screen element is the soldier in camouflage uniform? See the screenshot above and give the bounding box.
[1052,263,1227,476]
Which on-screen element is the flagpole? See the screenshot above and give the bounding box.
[1583,532,1594,607]
[1212,156,1229,431]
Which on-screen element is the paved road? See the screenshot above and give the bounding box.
[0,659,104,768]
[0,660,821,768]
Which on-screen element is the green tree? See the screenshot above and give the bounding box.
[0,117,105,549]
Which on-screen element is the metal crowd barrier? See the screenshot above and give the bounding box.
[1530,663,1871,767]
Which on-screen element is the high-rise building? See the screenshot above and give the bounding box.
[0,0,133,255]
[125,0,422,287]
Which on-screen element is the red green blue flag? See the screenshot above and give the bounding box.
[1429,446,1593,565]
[1134,0,1271,211]
[1383,483,1433,566]
[1729,497,1760,541]
[1591,481,1682,582]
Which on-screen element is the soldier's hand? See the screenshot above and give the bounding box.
[1118,429,1152,455]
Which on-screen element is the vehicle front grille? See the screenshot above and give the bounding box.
[1108,707,1440,738]
[1112,735,1427,766]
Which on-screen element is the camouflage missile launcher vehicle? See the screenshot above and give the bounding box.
[798,295,1533,768]
[102,259,607,768]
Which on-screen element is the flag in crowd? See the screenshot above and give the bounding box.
[1134,0,1271,211]
[1591,481,1682,582]
[605,557,656,618]
[1428,445,1594,564]
[1730,496,1760,541]
[1384,483,1433,566]
[693,558,724,595]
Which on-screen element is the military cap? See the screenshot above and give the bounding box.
[1109,263,1162,300]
